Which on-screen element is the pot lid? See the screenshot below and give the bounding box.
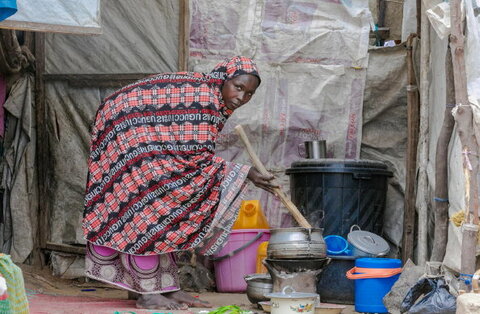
[347,226,390,256]
[264,286,318,299]
[289,159,388,169]
[286,159,393,176]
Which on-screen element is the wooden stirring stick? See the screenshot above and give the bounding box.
[234,125,312,229]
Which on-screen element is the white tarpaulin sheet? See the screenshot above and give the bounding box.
[0,0,101,34]
[190,0,373,227]
[421,0,480,271]
[402,0,418,41]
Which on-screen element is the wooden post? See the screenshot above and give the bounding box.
[178,0,190,71]
[416,0,422,36]
[378,0,386,27]
[34,32,48,266]
[450,0,479,275]
[402,34,420,263]
[431,47,455,262]
[416,0,431,265]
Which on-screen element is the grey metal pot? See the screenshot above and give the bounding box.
[244,273,273,305]
[267,227,326,259]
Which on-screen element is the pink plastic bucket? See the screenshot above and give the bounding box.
[213,229,270,292]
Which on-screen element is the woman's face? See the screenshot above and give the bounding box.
[221,74,260,110]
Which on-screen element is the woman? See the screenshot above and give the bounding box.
[82,56,277,310]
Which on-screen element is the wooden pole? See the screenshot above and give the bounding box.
[234,125,312,229]
[416,0,431,265]
[34,32,48,266]
[378,0,386,27]
[402,34,420,263]
[178,0,190,71]
[431,47,455,262]
[416,0,422,36]
[450,0,479,276]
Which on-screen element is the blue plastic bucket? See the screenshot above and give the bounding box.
[346,258,402,313]
[0,0,17,21]
[324,235,351,256]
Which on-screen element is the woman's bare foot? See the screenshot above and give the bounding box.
[136,293,188,310]
[165,290,212,307]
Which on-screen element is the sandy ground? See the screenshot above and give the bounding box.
[20,264,357,313]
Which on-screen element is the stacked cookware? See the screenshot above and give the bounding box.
[264,227,330,294]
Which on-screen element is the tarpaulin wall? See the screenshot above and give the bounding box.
[190,0,375,227]
[431,0,480,271]
[401,0,480,270]
[44,0,179,248]
[361,44,408,247]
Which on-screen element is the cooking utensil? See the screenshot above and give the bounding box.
[347,225,390,257]
[298,140,327,159]
[265,285,319,314]
[244,273,273,305]
[234,125,312,228]
[267,227,327,259]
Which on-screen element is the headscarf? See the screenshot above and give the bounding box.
[208,56,261,85]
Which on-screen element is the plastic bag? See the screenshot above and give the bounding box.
[400,277,456,314]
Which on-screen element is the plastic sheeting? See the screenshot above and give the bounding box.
[190,0,373,227]
[444,0,480,271]
[402,0,418,41]
[45,1,178,75]
[426,1,451,40]
[0,0,101,34]
[44,0,179,246]
[420,0,480,271]
[0,75,38,263]
[361,44,408,246]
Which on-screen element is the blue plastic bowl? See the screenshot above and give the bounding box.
[324,235,352,256]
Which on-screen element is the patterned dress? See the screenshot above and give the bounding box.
[82,56,260,294]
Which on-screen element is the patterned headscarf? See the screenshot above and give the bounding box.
[208,56,261,86]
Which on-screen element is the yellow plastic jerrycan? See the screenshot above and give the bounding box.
[232,200,270,229]
[256,241,269,273]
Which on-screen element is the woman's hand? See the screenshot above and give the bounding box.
[247,167,279,194]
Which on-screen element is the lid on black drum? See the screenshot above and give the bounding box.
[286,159,393,176]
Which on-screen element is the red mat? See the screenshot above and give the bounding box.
[28,293,195,314]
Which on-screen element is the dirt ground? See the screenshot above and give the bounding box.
[20,264,357,313]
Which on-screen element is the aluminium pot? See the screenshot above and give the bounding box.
[267,227,326,259]
[244,273,273,305]
[347,225,390,257]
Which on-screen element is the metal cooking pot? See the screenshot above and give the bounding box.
[267,228,326,259]
[244,273,273,305]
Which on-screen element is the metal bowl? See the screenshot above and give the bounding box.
[244,273,273,305]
